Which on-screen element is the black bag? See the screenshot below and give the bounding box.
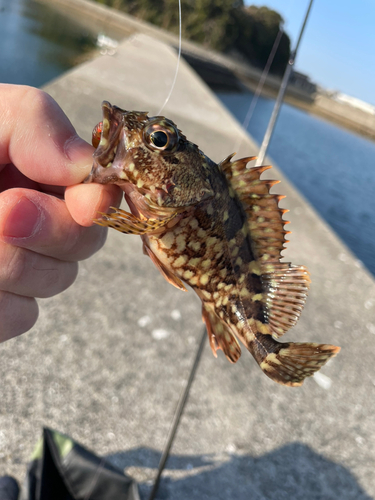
[20,427,139,500]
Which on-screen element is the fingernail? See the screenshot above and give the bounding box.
[3,197,41,238]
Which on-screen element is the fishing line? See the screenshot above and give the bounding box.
[235,0,296,154]
[157,0,182,115]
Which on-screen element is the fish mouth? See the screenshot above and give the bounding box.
[84,101,128,185]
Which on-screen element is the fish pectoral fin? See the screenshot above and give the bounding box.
[261,262,311,339]
[202,304,241,363]
[94,207,176,235]
[143,244,187,292]
[250,333,340,387]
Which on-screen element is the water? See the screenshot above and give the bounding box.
[1,0,374,276]
[0,0,97,87]
[217,92,375,276]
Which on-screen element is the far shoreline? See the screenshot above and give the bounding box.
[37,0,375,143]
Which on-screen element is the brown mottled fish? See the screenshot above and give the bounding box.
[85,101,340,387]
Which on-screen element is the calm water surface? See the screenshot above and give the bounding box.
[0,0,97,87]
[1,0,374,275]
[217,92,375,276]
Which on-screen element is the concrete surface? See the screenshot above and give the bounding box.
[1,34,375,499]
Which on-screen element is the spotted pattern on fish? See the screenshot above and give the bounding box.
[86,101,340,387]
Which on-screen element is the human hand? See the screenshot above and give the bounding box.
[0,85,122,342]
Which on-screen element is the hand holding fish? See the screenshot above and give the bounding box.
[0,87,340,387]
[0,85,121,342]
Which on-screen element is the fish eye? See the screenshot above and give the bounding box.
[144,119,179,152]
[150,130,169,149]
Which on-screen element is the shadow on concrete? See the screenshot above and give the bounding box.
[107,443,371,500]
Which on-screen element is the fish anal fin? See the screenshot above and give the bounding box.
[251,333,340,387]
[143,244,187,292]
[94,207,176,235]
[261,262,311,338]
[202,304,241,363]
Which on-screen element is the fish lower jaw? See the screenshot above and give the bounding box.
[85,160,129,185]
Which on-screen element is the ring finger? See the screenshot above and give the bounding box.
[0,291,39,342]
[0,242,78,298]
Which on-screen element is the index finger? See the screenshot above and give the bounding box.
[0,84,94,186]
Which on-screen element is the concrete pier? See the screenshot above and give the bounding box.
[1,34,374,499]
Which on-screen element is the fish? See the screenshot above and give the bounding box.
[85,101,340,387]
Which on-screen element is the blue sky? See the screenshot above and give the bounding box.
[247,0,375,105]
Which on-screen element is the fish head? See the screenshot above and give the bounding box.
[85,101,214,209]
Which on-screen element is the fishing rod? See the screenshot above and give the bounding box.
[235,24,285,153]
[149,3,315,498]
[255,0,314,166]
[148,328,207,500]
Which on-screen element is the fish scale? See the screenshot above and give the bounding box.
[85,101,340,387]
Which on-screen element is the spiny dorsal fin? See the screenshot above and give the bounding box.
[226,157,310,338]
[219,154,256,180]
[218,153,236,178]
[227,157,288,264]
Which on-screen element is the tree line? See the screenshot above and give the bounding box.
[94,0,291,75]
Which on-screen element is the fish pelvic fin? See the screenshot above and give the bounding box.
[249,332,340,387]
[143,243,187,291]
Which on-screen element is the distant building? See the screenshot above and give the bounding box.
[290,71,317,95]
[331,92,375,115]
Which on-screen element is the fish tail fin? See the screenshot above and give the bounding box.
[249,333,340,387]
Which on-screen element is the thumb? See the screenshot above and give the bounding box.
[0,84,94,186]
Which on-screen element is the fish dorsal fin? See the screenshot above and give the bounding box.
[219,154,256,180]
[218,153,237,178]
[225,156,311,338]
[226,156,289,263]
